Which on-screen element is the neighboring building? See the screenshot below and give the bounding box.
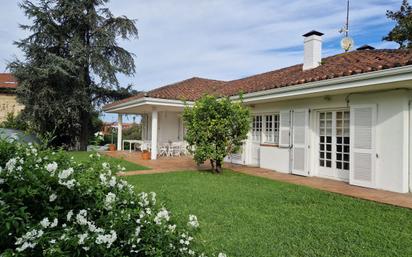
[101,122,135,135]
[103,31,412,194]
[0,73,24,122]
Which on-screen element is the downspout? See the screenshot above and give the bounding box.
[408,100,411,192]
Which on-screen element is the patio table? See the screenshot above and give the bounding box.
[123,140,144,152]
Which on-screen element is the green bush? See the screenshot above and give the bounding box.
[0,140,222,256]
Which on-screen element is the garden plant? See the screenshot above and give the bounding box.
[0,139,224,256]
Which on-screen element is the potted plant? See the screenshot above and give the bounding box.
[142,150,151,160]
[108,144,116,151]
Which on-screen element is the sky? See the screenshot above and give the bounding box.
[0,0,403,122]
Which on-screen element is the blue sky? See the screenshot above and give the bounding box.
[0,0,403,122]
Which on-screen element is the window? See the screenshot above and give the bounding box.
[252,115,262,142]
[264,114,280,144]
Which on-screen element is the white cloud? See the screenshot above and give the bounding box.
[0,0,402,93]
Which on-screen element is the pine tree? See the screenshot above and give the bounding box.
[8,0,138,149]
[384,0,412,48]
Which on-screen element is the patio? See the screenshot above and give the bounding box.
[106,151,412,209]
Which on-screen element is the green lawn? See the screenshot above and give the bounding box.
[126,170,412,257]
[69,151,149,171]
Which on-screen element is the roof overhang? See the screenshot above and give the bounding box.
[103,97,193,114]
[104,65,412,114]
[232,65,412,104]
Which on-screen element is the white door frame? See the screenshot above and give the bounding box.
[314,108,350,182]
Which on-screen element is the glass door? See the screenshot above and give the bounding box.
[318,110,350,181]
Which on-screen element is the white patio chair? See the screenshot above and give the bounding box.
[169,142,183,156]
[140,143,151,152]
[159,143,169,157]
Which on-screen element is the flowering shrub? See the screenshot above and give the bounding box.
[0,140,223,256]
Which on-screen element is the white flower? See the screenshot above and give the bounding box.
[109,176,116,187]
[49,193,57,202]
[40,217,50,228]
[102,162,110,170]
[104,192,116,210]
[154,208,170,225]
[135,226,141,237]
[138,192,149,207]
[0,178,4,185]
[168,224,176,232]
[0,199,5,206]
[58,168,73,180]
[187,215,199,228]
[150,192,157,204]
[78,233,88,245]
[5,158,17,172]
[95,230,117,248]
[46,162,58,174]
[49,239,56,244]
[76,210,88,225]
[67,210,74,221]
[50,218,58,228]
[61,179,76,189]
[218,253,227,257]
[15,229,44,252]
[99,174,107,186]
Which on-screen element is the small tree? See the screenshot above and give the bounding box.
[384,0,412,48]
[183,95,250,173]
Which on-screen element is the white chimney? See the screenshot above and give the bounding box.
[303,30,324,71]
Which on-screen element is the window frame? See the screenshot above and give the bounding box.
[262,113,280,145]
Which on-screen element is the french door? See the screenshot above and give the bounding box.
[318,110,350,181]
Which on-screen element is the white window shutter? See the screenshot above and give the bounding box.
[350,105,376,188]
[291,109,309,176]
[279,111,291,148]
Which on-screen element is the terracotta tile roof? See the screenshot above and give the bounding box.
[218,49,412,96]
[104,49,412,110]
[103,77,227,109]
[0,73,18,89]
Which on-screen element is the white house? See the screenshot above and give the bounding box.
[103,31,412,194]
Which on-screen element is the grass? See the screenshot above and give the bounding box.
[126,170,412,257]
[69,151,149,171]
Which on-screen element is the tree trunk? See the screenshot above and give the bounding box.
[215,160,222,173]
[210,159,215,171]
[79,110,90,151]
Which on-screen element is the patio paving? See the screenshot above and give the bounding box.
[105,151,412,209]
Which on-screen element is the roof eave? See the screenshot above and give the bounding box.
[231,65,412,103]
[103,97,194,113]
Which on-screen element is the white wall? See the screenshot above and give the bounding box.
[260,146,290,173]
[249,90,410,193]
[158,111,181,143]
[350,91,409,193]
[142,111,183,143]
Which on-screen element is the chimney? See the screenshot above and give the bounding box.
[303,30,324,70]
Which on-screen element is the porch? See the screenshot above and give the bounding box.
[109,98,189,160]
[107,151,412,209]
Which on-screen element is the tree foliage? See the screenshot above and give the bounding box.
[384,0,412,48]
[0,113,29,131]
[8,0,138,149]
[183,95,250,173]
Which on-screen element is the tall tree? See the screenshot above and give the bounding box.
[384,0,412,48]
[8,0,138,149]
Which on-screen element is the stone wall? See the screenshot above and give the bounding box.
[0,93,24,122]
